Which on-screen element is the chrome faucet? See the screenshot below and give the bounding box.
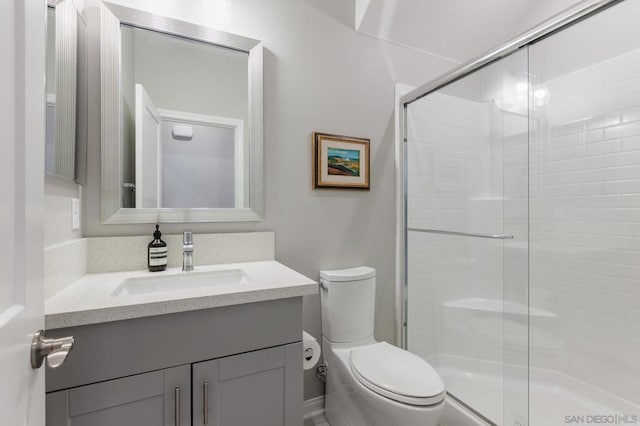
[182,230,194,271]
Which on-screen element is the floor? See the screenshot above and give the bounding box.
[304,413,330,426]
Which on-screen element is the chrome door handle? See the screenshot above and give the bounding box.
[30,330,74,369]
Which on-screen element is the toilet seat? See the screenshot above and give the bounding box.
[349,342,445,406]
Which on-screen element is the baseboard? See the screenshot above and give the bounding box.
[304,395,325,420]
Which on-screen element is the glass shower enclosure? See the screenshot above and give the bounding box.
[401,0,640,424]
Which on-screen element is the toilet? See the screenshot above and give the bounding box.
[320,266,445,426]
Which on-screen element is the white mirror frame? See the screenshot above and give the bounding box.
[100,2,263,224]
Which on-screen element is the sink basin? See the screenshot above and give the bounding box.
[112,269,248,296]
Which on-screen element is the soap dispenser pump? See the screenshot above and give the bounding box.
[148,224,167,272]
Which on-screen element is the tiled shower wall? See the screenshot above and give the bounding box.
[530,48,640,404]
[406,91,506,364]
[406,44,640,411]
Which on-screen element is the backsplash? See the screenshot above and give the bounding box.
[86,231,274,273]
[45,239,88,299]
[44,232,275,297]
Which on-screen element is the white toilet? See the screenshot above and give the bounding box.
[320,266,445,426]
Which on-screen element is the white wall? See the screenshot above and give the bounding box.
[356,0,585,63]
[81,0,457,399]
[45,178,82,247]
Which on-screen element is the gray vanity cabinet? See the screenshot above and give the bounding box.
[192,343,302,426]
[46,364,191,426]
[45,298,305,426]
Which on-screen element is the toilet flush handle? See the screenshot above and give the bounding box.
[319,279,328,291]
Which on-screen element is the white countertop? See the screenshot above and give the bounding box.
[45,260,318,329]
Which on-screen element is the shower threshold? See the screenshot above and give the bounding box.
[435,355,640,426]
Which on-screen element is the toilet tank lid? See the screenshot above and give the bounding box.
[320,266,375,282]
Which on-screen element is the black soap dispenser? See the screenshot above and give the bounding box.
[148,224,167,272]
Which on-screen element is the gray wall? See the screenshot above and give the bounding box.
[81,0,457,399]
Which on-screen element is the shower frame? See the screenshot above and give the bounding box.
[396,0,627,421]
[397,0,624,348]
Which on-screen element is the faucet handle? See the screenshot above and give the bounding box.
[182,230,194,272]
[183,230,193,246]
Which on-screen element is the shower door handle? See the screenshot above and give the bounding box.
[408,228,514,240]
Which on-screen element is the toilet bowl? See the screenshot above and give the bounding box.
[320,267,445,426]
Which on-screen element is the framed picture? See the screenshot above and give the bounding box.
[312,132,370,189]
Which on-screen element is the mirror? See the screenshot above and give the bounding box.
[46,0,87,183]
[120,25,248,209]
[100,2,263,223]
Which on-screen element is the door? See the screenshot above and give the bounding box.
[193,343,303,426]
[135,83,162,208]
[527,1,640,424]
[46,365,191,426]
[404,47,529,425]
[0,0,47,425]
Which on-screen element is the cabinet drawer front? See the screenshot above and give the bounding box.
[69,370,164,416]
[219,345,285,380]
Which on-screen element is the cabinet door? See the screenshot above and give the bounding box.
[46,364,191,426]
[193,342,303,426]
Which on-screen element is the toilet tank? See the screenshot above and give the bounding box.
[320,266,376,343]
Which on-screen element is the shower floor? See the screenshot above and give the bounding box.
[436,356,640,426]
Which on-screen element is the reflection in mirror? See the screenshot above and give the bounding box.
[100,2,263,224]
[120,25,248,209]
[45,0,87,183]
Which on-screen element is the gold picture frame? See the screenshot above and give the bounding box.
[312,132,370,189]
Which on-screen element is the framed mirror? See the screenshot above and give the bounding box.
[100,2,263,224]
[46,0,88,183]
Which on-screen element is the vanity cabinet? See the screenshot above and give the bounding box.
[46,365,191,426]
[192,344,300,426]
[45,297,304,426]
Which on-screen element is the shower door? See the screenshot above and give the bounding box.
[404,48,529,425]
[527,0,640,424]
